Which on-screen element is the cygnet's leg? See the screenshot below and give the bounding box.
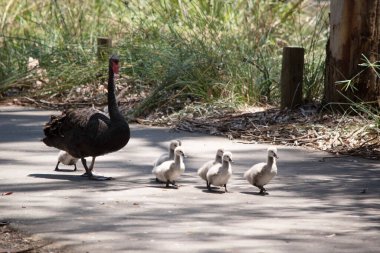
[81,157,112,181]
[224,184,228,193]
[156,177,165,183]
[73,164,77,171]
[259,186,268,195]
[54,161,61,171]
[207,182,212,191]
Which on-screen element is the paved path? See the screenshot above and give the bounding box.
[0,106,379,253]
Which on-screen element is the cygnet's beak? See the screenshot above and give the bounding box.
[274,153,279,159]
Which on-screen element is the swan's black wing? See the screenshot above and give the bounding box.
[42,107,111,157]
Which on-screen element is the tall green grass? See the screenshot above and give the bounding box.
[0,0,329,116]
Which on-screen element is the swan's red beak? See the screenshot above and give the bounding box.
[112,62,119,75]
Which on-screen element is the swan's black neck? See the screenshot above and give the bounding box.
[107,61,122,121]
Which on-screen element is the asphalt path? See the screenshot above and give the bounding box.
[0,106,379,253]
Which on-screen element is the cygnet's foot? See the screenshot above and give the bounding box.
[155,177,165,183]
[0,221,10,226]
[259,189,268,195]
[165,181,178,189]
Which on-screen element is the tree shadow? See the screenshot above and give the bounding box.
[1,108,380,253]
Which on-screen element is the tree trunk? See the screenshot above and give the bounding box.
[324,0,380,106]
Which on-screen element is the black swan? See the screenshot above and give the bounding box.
[42,55,130,180]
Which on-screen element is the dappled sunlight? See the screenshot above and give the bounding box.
[1,108,379,252]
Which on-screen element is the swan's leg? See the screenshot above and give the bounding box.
[73,163,77,171]
[224,184,228,193]
[81,158,91,175]
[88,157,96,172]
[81,157,112,180]
[54,161,61,171]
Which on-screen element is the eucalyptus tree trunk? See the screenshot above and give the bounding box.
[324,0,380,105]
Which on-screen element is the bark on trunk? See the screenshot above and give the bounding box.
[324,0,380,105]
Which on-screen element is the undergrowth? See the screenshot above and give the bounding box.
[0,0,328,116]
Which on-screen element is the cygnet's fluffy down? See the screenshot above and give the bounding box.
[152,140,182,176]
[153,146,185,188]
[197,148,224,186]
[206,151,233,192]
[244,147,279,195]
[55,150,79,171]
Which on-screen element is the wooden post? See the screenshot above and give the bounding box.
[280,46,304,110]
[97,37,112,60]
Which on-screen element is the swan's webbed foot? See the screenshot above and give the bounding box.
[81,172,113,181]
[80,157,111,180]
[89,174,113,181]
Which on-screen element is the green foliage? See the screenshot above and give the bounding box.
[0,0,329,115]
[331,55,380,128]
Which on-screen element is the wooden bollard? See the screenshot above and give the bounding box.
[280,47,304,109]
[97,37,112,60]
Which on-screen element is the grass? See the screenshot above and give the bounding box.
[0,0,329,116]
[332,55,380,127]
